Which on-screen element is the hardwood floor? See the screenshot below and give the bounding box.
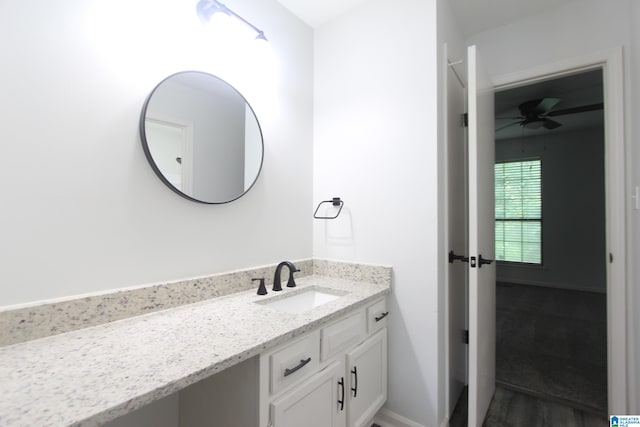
[449,386,608,427]
[483,386,607,427]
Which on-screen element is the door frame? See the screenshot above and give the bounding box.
[492,47,627,414]
[145,114,195,195]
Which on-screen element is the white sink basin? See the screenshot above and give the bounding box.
[257,288,344,314]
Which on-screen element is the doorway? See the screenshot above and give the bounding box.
[492,68,607,417]
[445,47,627,427]
[491,48,628,418]
[144,116,194,195]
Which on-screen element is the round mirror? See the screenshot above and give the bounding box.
[140,71,264,204]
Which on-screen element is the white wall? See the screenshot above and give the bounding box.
[0,0,314,307]
[467,0,639,411]
[629,1,640,413]
[466,0,632,78]
[436,1,466,424]
[313,0,440,425]
[496,128,607,292]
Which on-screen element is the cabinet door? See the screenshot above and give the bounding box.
[271,361,346,427]
[346,328,387,427]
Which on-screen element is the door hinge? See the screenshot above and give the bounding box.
[461,112,468,128]
[463,330,469,344]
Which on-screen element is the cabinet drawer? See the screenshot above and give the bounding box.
[366,298,388,334]
[270,361,344,427]
[320,311,365,361]
[270,330,320,395]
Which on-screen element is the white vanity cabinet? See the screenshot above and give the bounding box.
[260,297,388,427]
[270,360,346,427]
[110,296,388,427]
[346,328,387,427]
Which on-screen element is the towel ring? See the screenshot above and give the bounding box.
[314,197,343,219]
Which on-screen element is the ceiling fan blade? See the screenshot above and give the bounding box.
[542,118,562,129]
[518,99,541,116]
[517,98,561,116]
[534,98,561,115]
[496,121,521,132]
[546,102,604,117]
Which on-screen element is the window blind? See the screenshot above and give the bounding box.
[494,159,542,264]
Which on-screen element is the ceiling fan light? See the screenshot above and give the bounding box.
[523,120,544,130]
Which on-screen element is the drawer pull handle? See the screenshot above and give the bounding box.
[284,357,312,377]
[375,311,389,322]
[351,366,358,397]
[338,377,345,411]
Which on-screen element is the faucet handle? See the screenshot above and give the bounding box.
[253,278,267,295]
[286,267,300,288]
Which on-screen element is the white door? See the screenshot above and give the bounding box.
[145,117,194,194]
[271,361,345,427]
[145,120,184,190]
[466,45,496,427]
[346,329,387,427]
[445,44,468,416]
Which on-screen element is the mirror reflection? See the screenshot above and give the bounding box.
[140,71,263,204]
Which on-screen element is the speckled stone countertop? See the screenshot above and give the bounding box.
[0,274,390,427]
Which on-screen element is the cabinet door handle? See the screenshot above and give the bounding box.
[284,357,311,377]
[351,366,358,398]
[338,377,345,411]
[375,311,389,322]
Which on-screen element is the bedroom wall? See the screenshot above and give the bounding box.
[495,128,606,293]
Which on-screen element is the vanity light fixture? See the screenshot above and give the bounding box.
[196,0,267,42]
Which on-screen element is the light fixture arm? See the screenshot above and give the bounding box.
[196,0,267,41]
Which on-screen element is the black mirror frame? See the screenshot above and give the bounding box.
[139,71,264,204]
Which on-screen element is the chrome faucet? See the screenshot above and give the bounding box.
[273,261,300,291]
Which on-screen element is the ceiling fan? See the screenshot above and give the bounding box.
[496,98,604,132]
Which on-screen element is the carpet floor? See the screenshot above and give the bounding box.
[495,283,607,415]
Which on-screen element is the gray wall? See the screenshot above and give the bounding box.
[496,127,606,292]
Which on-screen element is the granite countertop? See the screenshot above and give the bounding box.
[0,275,390,427]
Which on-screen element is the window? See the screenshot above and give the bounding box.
[495,159,542,264]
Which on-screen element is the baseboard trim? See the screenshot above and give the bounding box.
[373,408,427,427]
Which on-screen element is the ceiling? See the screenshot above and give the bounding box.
[495,69,604,141]
[276,0,577,31]
[447,0,577,38]
[275,0,369,28]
